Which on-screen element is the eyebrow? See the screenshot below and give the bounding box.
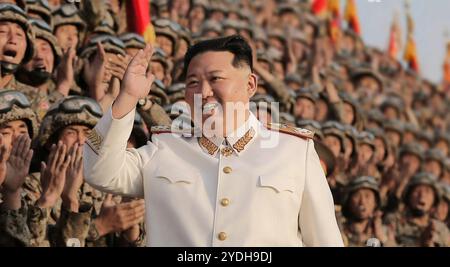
[186,70,224,79]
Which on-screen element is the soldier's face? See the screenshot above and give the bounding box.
[424,160,442,179]
[342,103,355,125]
[349,189,377,220]
[434,200,449,222]
[294,97,315,120]
[400,153,421,174]
[156,35,174,57]
[55,24,79,51]
[358,144,374,165]
[24,38,54,73]
[185,51,257,127]
[150,61,165,82]
[0,120,29,153]
[409,185,435,213]
[373,137,386,162]
[58,124,91,149]
[323,135,341,158]
[0,21,27,65]
[385,130,401,147]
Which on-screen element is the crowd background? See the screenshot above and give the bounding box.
[0,0,449,247]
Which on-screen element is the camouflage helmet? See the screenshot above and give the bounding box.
[440,184,450,203]
[424,149,446,169]
[25,0,51,25]
[357,131,376,150]
[402,172,440,207]
[0,3,35,64]
[119,32,146,50]
[366,108,384,127]
[350,67,384,92]
[295,87,319,103]
[368,127,389,160]
[279,112,295,126]
[383,119,404,138]
[80,34,126,59]
[167,82,185,103]
[149,79,170,107]
[315,140,336,176]
[38,96,102,146]
[0,90,38,139]
[200,19,222,36]
[322,120,346,153]
[52,3,86,33]
[342,176,381,219]
[399,143,424,161]
[250,94,280,123]
[29,19,62,66]
[151,47,173,74]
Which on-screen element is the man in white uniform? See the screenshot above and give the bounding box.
[83,35,343,247]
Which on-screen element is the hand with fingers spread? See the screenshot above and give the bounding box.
[121,197,144,242]
[62,143,84,212]
[3,134,34,193]
[0,135,9,186]
[36,141,71,208]
[84,42,107,101]
[112,44,155,119]
[1,135,33,210]
[56,47,77,96]
[93,194,146,237]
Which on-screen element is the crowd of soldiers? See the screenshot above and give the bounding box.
[0,0,449,247]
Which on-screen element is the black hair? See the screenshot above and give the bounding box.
[182,35,253,80]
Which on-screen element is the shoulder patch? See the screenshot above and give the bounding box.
[265,123,314,140]
[150,125,195,136]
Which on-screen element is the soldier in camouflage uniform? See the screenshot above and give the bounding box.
[52,3,86,51]
[386,172,450,247]
[339,176,396,247]
[35,96,146,247]
[0,90,37,246]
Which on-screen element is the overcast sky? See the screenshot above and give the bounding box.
[351,0,450,83]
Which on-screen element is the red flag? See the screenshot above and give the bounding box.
[328,0,341,43]
[312,0,327,16]
[443,43,450,84]
[345,0,361,35]
[387,13,401,59]
[127,0,156,44]
[403,10,419,72]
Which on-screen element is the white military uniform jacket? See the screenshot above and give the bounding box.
[83,107,344,247]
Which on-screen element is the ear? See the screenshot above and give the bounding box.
[247,73,258,98]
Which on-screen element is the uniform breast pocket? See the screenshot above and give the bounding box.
[258,175,297,194]
[151,166,200,186]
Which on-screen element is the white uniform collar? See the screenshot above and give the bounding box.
[198,112,260,157]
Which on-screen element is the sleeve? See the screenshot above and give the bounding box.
[0,200,31,247]
[298,139,344,247]
[52,202,93,247]
[83,106,158,197]
[27,205,50,247]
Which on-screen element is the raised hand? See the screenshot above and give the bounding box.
[62,143,84,212]
[56,47,77,96]
[120,44,155,100]
[37,141,71,208]
[113,44,155,119]
[0,135,9,186]
[3,134,33,193]
[106,54,131,81]
[84,42,107,101]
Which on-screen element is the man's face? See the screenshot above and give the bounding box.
[373,137,386,162]
[358,143,374,165]
[0,120,28,153]
[314,98,328,122]
[385,130,401,147]
[185,51,257,128]
[150,60,165,81]
[55,24,79,51]
[176,38,189,60]
[435,140,449,157]
[323,134,341,158]
[400,153,421,174]
[58,124,90,149]
[343,136,353,160]
[342,102,355,125]
[434,200,449,222]
[356,77,381,99]
[294,97,315,119]
[409,185,435,214]
[24,38,54,73]
[156,35,174,56]
[189,6,205,22]
[0,21,27,65]
[349,188,377,220]
[424,160,442,179]
[383,106,398,120]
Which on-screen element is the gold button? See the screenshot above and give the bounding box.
[218,232,227,241]
[221,198,230,207]
[223,166,232,174]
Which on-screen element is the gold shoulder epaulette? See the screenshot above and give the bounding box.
[150,125,195,136]
[265,123,314,140]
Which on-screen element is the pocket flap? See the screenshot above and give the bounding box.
[258,175,296,193]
